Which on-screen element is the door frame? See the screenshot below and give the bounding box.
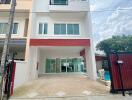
[45,57,83,73]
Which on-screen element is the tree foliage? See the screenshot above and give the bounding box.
[96,35,132,54]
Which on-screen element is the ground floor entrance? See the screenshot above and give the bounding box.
[45,57,85,73]
[29,41,97,80]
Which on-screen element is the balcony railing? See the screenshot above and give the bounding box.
[0,0,11,4]
[50,0,68,5]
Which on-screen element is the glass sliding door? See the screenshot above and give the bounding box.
[46,59,56,73]
[67,59,74,72]
[61,59,67,72]
[46,57,84,73]
[46,59,51,73]
[73,58,84,72]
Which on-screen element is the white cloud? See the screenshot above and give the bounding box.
[90,0,132,53]
[98,7,132,40]
[90,0,121,11]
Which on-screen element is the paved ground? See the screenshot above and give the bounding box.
[10,74,132,100]
[10,95,132,100]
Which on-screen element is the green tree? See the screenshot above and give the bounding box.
[96,35,132,54]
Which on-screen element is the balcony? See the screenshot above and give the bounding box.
[50,0,68,5]
[49,0,90,12]
[0,0,11,4]
[0,0,32,11]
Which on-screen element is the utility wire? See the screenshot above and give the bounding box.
[0,8,132,13]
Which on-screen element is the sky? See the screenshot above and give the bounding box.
[89,0,132,51]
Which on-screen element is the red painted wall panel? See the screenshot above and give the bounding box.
[30,39,90,46]
[110,53,132,90]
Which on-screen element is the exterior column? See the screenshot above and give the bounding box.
[85,46,97,80]
[29,47,38,80]
[25,0,36,80]
[24,0,34,62]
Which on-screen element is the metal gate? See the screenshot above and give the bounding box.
[108,52,132,96]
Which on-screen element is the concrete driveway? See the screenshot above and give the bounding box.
[12,74,110,99]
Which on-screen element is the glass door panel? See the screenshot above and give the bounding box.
[46,59,51,73]
[72,58,84,72]
[67,59,74,72]
[72,58,78,72]
[46,57,84,73]
[46,59,56,73]
[50,59,56,73]
[61,59,67,72]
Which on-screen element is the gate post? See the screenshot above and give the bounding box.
[115,52,125,96]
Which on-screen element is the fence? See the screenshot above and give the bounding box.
[108,52,132,96]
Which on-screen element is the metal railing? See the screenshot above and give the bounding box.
[0,0,11,4]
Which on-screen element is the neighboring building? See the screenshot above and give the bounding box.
[0,0,97,88]
[95,54,108,71]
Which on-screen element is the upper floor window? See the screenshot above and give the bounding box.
[50,0,68,5]
[54,24,66,35]
[0,23,18,34]
[38,23,48,34]
[54,23,80,35]
[67,24,79,35]
[0,0,11,4]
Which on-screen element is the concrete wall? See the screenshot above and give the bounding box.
[32,0,49,12]
[85,46,97,80]
[30,13,90,39]
[49,0,90,12]
[28,46,39,80]
[32,0,89,12]
[31,0,91,39]
[14,61,29,88]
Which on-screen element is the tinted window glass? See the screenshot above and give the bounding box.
[54,24,60,35]
[67,24,73,35]
[44,23,48,34]
[73,24,79,35]
[13,23,18,34]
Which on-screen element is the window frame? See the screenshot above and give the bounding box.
[0,22,19,35]
[54,23,66,35]
[38,22,48,35]
[54,23,80,36]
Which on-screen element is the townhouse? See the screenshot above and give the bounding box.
[0,0,97,88]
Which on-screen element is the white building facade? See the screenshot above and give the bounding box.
[0,0,97,88]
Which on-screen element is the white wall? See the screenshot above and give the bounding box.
[28,47,39,80]
[30,13,90,39]
[85,46,97,80]
[83,9,97,80]
[32,0,49,12]
[32,0,89,12]
[14,61,29,88]
[31,0,91,39]
[49,0,90,12]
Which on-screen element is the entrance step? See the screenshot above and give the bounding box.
[10,95,132,100]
